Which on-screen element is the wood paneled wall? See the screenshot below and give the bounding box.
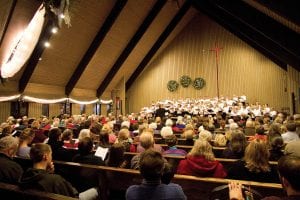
[127,13,289,113]
[0,102,10,123]
[28,102,42,118]
[49,103,61,118]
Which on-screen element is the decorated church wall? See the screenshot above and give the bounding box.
[127,12,288,113]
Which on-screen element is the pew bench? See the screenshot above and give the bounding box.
[0,181,78,200]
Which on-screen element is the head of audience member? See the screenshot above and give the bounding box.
[184,124,194,132]
[198,130,212,142]
[277,156,300,196]
[245,119,255,128]
[78,129,90,141]
[182,130,194,140]
[244,139,270,173]
[0,123,12,139]
[286,122,297,132]
[47,128,62,144]
[155,117,162,125]
[165,135,178,148]
[121,121,130,130]
[0,136,19,158]
[270,136,284,151]
[106,143,126,167]
[160,126,173,138]
[61,129,73,141]
[31,120,40,129]
[161,163,175,184]
[255,125,265,135]
[148,122,157,130]
[165,119,173,127]
[230,130,247,155]
[78,137,94,156]
[176,116,185,125]
[118,128,130,142]
[29,143,52,170]
[139,132,154,150]
[90,122,102,141]
[19,128,35,145]
[189,139,215,161]
[99,128,110,148]
[139,149,164,181]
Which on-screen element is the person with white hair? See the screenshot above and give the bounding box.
[161,126,173,138]
[0,136,23,184]
[165,118,173,127]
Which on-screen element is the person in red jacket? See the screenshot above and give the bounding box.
[177,139,227,178]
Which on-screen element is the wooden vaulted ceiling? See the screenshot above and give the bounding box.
[0,0,299,99]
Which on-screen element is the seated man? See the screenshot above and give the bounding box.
[0,136,23,184]
[126,149,186,200]
[19,143,98,199]
[228,155,300,200]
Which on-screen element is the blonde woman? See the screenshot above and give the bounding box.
[227,139,279,183]
[177,139,227,178]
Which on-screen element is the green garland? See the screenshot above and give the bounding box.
[193,77,205,90]
[167,80,179,92]
[180,75,192,88]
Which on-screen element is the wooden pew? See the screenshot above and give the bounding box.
[0,181,78,200]
[52,160,284,200]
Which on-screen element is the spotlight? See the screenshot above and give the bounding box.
[51,27,58,34]
[44,42,50,47]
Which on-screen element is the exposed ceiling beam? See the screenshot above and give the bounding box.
[192,0,300,71]
[96,0,167,97]
[256,0,300,26]
[0,0,17,46]
[19,19,55,93]
[126,0,192,91]
[65,0,127,96]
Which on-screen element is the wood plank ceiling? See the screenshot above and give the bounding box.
[0,0,299,100]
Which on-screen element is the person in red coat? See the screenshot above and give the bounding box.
[177,139,227,178]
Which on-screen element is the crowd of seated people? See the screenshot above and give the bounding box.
[0,98,300,198]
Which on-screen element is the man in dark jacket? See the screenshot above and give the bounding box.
[19,143,98,199]
[0,136,23,184]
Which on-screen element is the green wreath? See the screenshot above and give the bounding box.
[167,80,179,92]
[193,77,205,90]
[180,75,192,88]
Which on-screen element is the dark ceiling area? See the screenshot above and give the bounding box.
[192,0,300,72]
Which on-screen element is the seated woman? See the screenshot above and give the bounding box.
[115,128,136,152]
[227,139,280,183]
[177,139,227,178]
[106,143,127,168]
[222,130,247,159]
[268,136,284,161]
[163,135,187,156]
[72,137,104,165]
[62,128,78,149]
[17,128,35,158]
